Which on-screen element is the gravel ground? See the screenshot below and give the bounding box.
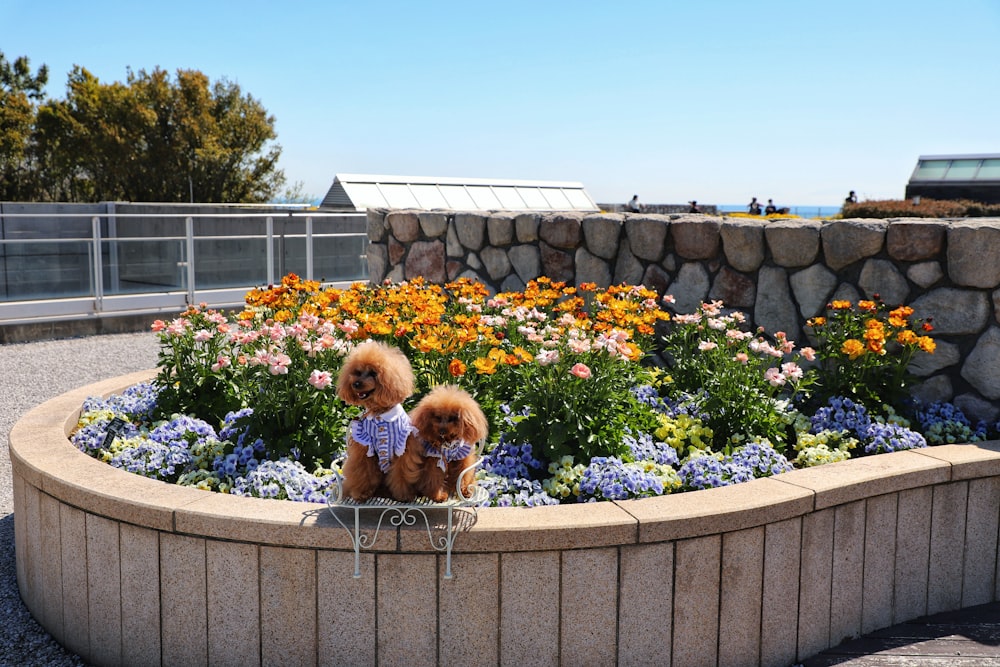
[0,332,160,667]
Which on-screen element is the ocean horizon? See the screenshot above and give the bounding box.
[716,203,842,218]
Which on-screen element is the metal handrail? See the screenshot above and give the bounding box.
[0,209,369,324]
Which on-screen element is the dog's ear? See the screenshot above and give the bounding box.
[372,346,415,405]
[409,403,429,434]
[461,401,489,443]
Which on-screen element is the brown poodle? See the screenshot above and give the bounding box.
[395,385,489,503]
[336,340,416,502]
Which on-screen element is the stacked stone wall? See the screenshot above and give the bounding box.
[366,209,1000,422]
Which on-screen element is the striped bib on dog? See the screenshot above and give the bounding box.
[422,440,474,471]
[349,404,414,473]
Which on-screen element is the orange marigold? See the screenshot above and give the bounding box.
[841,339,865,359]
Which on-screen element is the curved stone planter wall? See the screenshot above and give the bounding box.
[366,209,1000,423]
[10,372,1000,666]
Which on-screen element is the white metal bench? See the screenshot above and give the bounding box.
[325,448,488,579]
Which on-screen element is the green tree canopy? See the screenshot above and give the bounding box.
[0,51,49,199]
[30,66,285,203]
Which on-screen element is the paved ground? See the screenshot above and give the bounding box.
[803,602,1000,665]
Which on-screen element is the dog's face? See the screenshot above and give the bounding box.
[412,386,489,445]
[336,341,415,412]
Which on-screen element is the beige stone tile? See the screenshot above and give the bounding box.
[39,451,199,531]
[830,500,865,645]
[120,523,161,667]
[318,550,375,667]
[176,492,354,550]
[913,441,1000,480]
[207,541,260,667]
[59,504,89,658]
[12,475,25,599]
[261,546,316,667]
[22,480,40,615]
[86,513,122,667]
[779,450,950,510]
[862,493,897,634]
[894,486,932,623]
[719,527,764,667]
[458,502,637,553]
[797,508,834,660]
[439,552,499,667]
[761,518,801,667]
[38,491,63,639]
[673,535,721,667]
[927,481,967,614]
[964,477,1000,606]
[561,548,618,666]
[619,542,673,666]
[619,477,812,543]
[499,551,560,667]
[160,533,208,666]
[376,553,437,667]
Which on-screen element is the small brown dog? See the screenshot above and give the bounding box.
[395,385,489,502]
[336,340,416,502]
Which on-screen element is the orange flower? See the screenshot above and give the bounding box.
[448,359,467,377]
[918,336,937,353]
[842,339,865,359]
[831,300,852,310]
[807,316,826,327]
[858,300,877,312]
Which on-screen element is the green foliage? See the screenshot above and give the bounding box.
[805,299,935,414]
[0,50,48,200]
[658,301,814,451]
[843,198,1000,218]
[152,305,354,467]
[2,51,287,203]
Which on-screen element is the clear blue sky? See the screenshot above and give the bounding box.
[3,0,999,207]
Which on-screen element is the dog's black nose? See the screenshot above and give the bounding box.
[352,380,364,389]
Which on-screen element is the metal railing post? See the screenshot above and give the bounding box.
[306,216,314,281]
[107,202,120,293]
[91,216,104,312]
[266,216,275,286]
[185,216,196,305]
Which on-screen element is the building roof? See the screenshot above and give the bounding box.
[909,154,1000,184]
[319,173,598,212]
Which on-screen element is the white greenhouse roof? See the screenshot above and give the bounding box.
[320,173,598,212]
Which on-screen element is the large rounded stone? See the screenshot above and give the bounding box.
[961,326,1000,399]
[720,220,765,272]
[454,213,487,250]
[575,247,612,288]
[509,245,541,283]
[947,220,1000,288]
[582,215,622,260]
[539,213,582,250]
[790,264,837,319]
[858,259,909,306]
[625,217,668,262]
[671,218,720,260]
[911,288,990,336]
[886,220,946,261]
[387,210,420,243]
[821,220,887,271]
[766,219,821,267]
[404,240,446,283]
[666,262,710,315]
[709,266,756,309]
[540,241,574,282]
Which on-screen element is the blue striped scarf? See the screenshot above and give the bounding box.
[349,404,414,473]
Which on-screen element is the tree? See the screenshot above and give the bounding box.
[0,51,48,200]
[33,66,285,202]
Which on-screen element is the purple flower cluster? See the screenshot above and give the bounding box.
[110,441,192,480]
[864,422,927,454]
[480,437,545,480]
[230,459,331,502]
[810,397,872,440]
[730,440,793,478]
[677,441,791,491]
[678,454,750,490]
[71,419,141,456]
[812,396,927,454]
[624,431,680,466]
[474,475,559,507]
[577,457,665,501]
[80,381,160,420]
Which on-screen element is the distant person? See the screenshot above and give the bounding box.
[845,190,858,204]
[748,197,762,215]
[764,199,777,215]
[688,200,700,213]
[627,194,641,213]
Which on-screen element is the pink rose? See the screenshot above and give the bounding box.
[569,363,592,379]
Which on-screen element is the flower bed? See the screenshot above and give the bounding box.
[12,374,1000,666]
[68,274,998,508]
